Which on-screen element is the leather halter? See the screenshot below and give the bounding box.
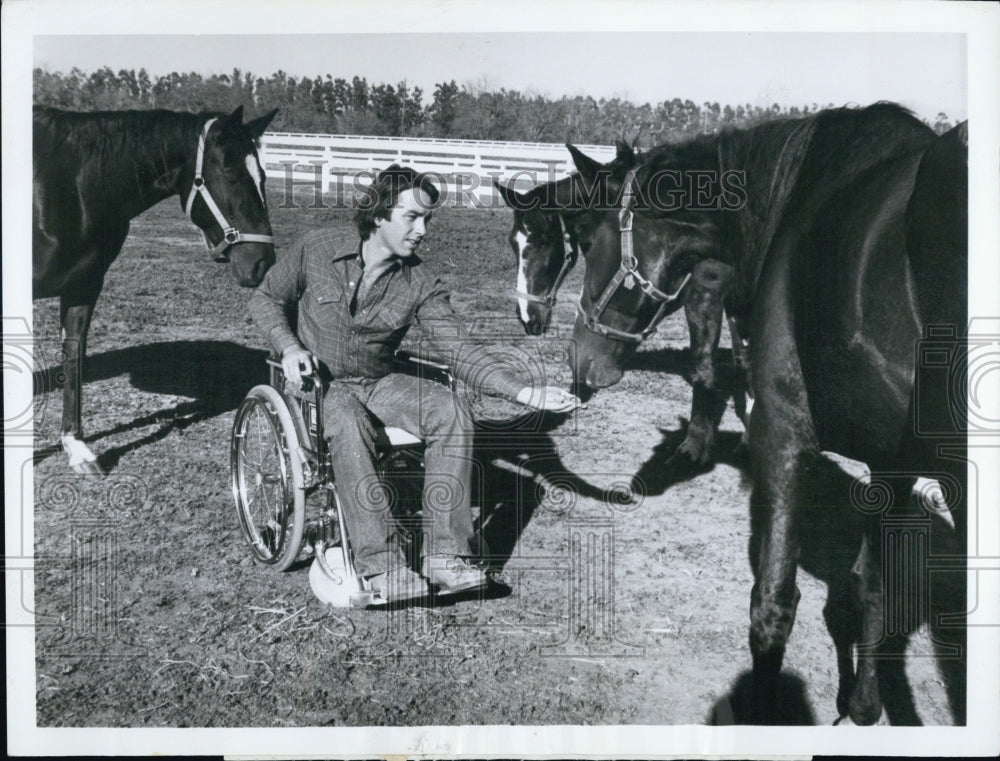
[184,117,275,262]
[512,214,578,307]
[576,168,692,343]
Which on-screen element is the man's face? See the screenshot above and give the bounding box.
[374,187,433,258]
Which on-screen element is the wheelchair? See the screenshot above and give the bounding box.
[229,350,453,607]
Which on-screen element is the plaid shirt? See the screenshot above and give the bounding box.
[249,228,527,401]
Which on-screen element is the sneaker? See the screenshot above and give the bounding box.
[362,566,429,604]
[422,556,488,595]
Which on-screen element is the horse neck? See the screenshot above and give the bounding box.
[101,111,203,219]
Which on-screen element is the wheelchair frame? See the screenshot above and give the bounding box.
[230,351,453,607]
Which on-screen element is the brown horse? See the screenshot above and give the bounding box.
[566,104,967,724]
[33,105,278,473]
[496,143,749,470]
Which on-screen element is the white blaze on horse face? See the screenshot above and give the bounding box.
[245,152,265,204]
[514,230,530,323]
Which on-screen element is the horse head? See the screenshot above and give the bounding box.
[183,105,279,287]
[496,141,639,335]
[565,139,729,391]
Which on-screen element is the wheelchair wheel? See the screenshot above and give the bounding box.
[230,385,306,570]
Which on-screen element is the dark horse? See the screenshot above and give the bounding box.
[494,142,635,335]
[33,105,278,473]
[566,103,967,724]
[495,143,749,468]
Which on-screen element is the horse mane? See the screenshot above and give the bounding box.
[635,101,929,197]
[555,144,645,215]
[624,103,933,261]
[34,106,208,162]
[33,107,267,193]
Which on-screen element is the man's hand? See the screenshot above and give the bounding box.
[282,346,314,389]
[516,385,583,413]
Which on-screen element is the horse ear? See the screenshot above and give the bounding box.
[494,180,531,210]
[614,139,637,166]
[245,108,279,139]
[566,143,602,183]
[225,105,245,126]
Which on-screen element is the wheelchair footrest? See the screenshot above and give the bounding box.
[309,543,365,608]
[349,589,389,608]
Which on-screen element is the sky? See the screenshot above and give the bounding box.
[33,32,967,124]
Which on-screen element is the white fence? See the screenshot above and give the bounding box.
[259,132,616,206]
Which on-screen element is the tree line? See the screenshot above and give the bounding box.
[34,66,958,145]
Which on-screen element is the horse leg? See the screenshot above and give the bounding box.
[746,246,815,724]
[929,571,967,725]
[748,450,807,723]
[672,259,733,467]
[877,631,921,725]
[725,305,753,449]
[823,577,861,720]
[924,461,967,725]
[747,388,815,722]
[849,476,917,726]
[59,287,103,475]
[848,520,884,724]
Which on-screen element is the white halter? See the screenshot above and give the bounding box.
[184,117,274,261]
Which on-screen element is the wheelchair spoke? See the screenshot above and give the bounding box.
[231,387,307,569]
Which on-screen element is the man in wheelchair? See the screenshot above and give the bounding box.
[249,165,580,604]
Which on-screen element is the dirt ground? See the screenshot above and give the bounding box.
[30,189,956,727]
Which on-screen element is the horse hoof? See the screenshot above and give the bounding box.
[667,448,712,473]
[71,459,105,476]
[848,697,883,726]
[61,437,104,475]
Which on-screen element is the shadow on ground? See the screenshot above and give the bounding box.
[708,671,817,725]
[631,427,749,496]
[472,411,613,568]
[34,340,268,471]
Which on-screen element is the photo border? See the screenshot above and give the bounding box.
[5,0,999,757]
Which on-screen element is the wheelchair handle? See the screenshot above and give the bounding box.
[267,354,319,392]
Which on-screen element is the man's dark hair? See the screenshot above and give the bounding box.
[355,164,441,240]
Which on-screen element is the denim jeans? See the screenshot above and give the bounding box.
[322,373,475,578]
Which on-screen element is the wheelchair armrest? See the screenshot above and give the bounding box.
[267,354,320,394]
[393,349,454,388]
[268,351,453,391]
[393,349,450,373]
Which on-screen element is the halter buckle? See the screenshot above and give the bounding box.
[618,208,633,233]
[185,117,275,261]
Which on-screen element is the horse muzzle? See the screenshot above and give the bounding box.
[521,306,553,336]
[229,241,276,287]
[567,337,625,390]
